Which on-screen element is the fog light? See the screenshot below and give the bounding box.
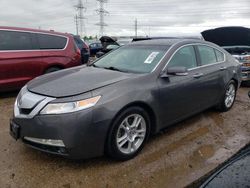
[24,137,65,147]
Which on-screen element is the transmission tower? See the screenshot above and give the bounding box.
[96,0,109,36]
[75,0,86,37]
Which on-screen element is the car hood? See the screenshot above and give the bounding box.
[27,66,132,98]
[202,26,250,46]
[99,36,119,48]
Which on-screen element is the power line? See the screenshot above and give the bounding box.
[96,0,109,36]
[135,18,138,38]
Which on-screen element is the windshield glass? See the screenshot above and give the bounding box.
[93,45,168,73]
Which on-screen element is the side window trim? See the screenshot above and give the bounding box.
[165,45,198,70]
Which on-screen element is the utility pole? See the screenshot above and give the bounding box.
[75,0,86,37]
[135,18,138,38]
[74,15,79,36]
[96,0,109,36]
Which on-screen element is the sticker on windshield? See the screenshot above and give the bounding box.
[144,52,160,64]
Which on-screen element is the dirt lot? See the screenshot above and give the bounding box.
[0,88,250,188]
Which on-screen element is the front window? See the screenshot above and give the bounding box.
[167,46,197,69]
[93,46,168,73]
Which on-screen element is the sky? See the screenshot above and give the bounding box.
[1,0,250,37]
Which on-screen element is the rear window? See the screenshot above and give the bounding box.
[0,30,33,51]
[197,45,217,65]
[74,37,83,49]
[37,33,67,50]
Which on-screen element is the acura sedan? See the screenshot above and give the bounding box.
[10,39,241,161]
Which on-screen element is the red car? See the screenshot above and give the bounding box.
[0,26,81,92]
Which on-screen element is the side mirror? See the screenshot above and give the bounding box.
[166,66,188,76]
[96,51,105,58]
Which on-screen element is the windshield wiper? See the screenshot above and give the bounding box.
[104,66,126,72]
[91,64,101,68]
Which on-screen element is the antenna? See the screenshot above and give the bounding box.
[96,0,109,36]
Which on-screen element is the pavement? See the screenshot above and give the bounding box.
[0,87,249,188]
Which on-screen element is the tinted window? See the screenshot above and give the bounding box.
[198,45,217,65]
[168,46,197,69]
[37,34,67,49]
[0,30,33,50]
[73,37,83,49]
[215,49,224,62]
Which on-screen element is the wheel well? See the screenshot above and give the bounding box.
[44,65,64,73]
[231,78,238,89]
[104,101,157,155]
[113,102,157,135]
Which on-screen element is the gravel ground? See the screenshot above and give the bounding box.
[0,87,249,188]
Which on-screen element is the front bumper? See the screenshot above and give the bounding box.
[241,65,250,81]
[10,109,111,159]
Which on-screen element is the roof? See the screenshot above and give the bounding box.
[128,38,202,46]
[0,26,71,37]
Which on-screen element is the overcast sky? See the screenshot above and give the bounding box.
[1,0,250,37]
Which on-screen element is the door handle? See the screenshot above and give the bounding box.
[193,73,204,78]
[220,66,227,71]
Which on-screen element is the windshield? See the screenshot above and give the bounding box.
[93,45,168,73]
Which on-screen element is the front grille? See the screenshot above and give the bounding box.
[14,89,55,119]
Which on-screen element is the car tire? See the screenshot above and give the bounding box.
[217,80,237,112]
[106,107,151,161]
[45,67,61,74]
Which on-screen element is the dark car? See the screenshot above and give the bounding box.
[0,26,81,92]
[10,39,241,160]
[198,144,250,188]
[89,42,103,56]
[73,35,90,64]
[132,35,204,42]
[202,26,250,83]
[99,36,120,53]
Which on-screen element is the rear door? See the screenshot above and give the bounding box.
[0,30,42,91]
[194,44,226,108]
[36,33,68,68]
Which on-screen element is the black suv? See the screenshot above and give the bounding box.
[73,35,90,64]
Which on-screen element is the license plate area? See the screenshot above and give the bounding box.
[10,121,20,140]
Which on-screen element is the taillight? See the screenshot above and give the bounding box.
[76,48,81,55]
[83,43,90,53]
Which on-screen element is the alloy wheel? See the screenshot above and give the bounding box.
[116,114,146,154]
[224,83,236,108]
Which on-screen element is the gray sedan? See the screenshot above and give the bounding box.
[10,39,241,161]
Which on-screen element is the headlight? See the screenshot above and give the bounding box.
[40,96,101,115]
